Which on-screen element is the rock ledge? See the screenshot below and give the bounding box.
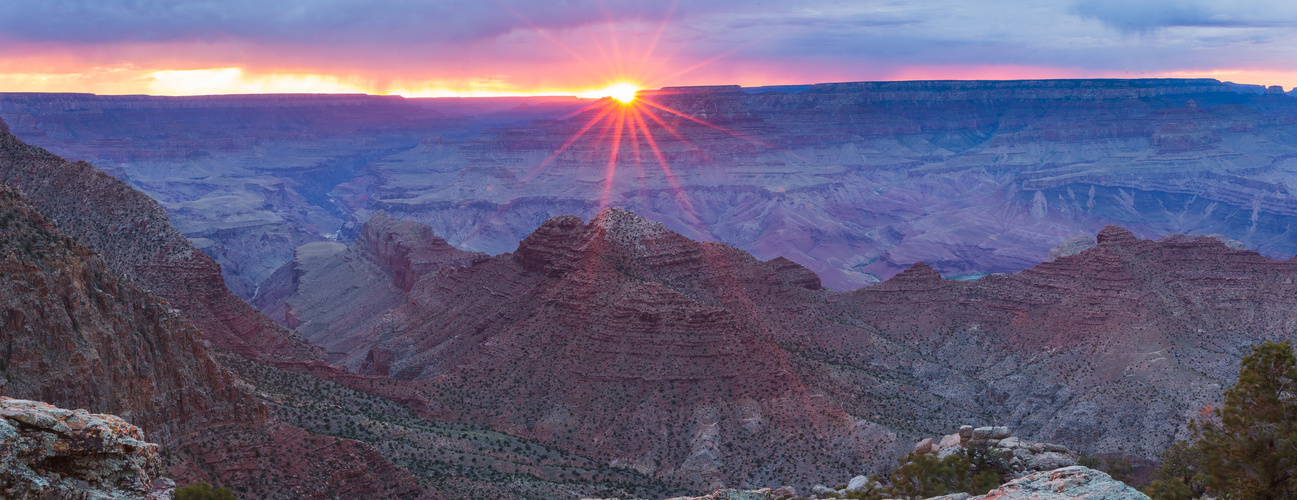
[0,397,173,499]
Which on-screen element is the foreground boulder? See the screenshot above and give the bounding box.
[0,397,173,499]
[948,466,1148,500]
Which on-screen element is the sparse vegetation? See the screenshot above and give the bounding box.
[174,482,236,500]
[848,449,1002,500]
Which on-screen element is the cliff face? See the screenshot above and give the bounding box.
[0,127,436,499]
[0,124,320,364]
[0,92,586,299]
[832,225,1297,457]
[0,182,253,443]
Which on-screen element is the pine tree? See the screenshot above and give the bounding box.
[1192,340,1297,499]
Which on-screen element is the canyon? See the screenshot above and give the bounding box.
[3,79,1297,498]
[5,79,1296,296]
[0,117,685,499]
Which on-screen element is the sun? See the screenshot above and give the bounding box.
[604,82,640,103]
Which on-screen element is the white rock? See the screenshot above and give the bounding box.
[937,433,962,451]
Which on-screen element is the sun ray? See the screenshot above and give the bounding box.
[557,99,617,121]
[638,99,772,148]
[633,101,707,152]
[639,98,821,167]
[629,107,704,226]
[601,109,628,210]
[521,101,617,182]
[626,108,648,195]
[599,1,626,78]
[634,1,678,78]
[642,36,768,88]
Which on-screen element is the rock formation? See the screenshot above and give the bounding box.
[263,207,899,491]
[0,92,587,298]
[0,117,318,363]
[268,206,1297,495]
[913,426,1078,478]
[931,466,1148,500]
[588,467,1145,499]
[0,127,436,499]
[0,397,174,499]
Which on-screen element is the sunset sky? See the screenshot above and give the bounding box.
[1,0,1295,97]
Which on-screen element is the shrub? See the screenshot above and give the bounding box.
[175,482,237,500]
[885,451,1002,499]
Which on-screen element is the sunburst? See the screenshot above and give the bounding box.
[500,3,795,227]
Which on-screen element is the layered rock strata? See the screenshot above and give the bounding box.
[264,207,898,491]
[269,206,1297,495]
[9,80,1297,296]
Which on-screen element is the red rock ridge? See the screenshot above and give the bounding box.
[0,122,439,499]
[0,123,319,364]
[276,207,893,491]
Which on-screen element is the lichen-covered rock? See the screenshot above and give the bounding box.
[967,466,1148,499]
[0,397,173,499]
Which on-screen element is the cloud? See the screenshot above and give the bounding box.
[1071,0,1297,32]
[1,0,1296,94]
[0,0,682,45]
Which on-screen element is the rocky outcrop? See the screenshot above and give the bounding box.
[265,206,1297,494]
[0,397,173,500]
[0,180,254,448]
[960,466,1148,500]
[1046,235,1096,261]
[914,426,1078,478]
[595,466,1144,500]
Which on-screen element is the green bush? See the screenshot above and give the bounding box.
[175,482,236,500]
[884,451,1002,499]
